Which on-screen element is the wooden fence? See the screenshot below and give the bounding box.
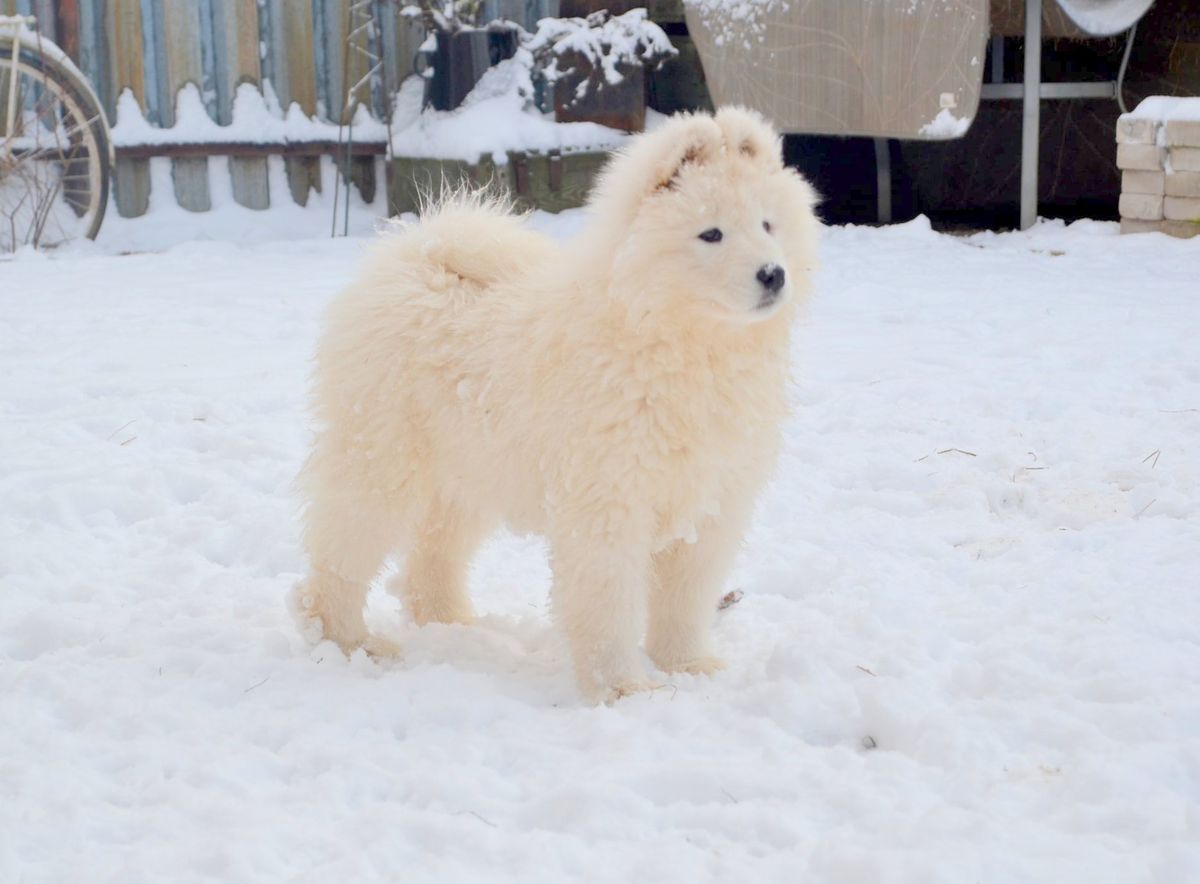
[1,0,443,216]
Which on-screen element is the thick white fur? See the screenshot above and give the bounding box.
[291,107,820,702]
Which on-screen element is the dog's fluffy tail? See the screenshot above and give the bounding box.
[380,188,555,292]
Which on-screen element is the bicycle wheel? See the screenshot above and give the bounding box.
[0,36,110,252]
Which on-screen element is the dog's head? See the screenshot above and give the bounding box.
[588,107,819,323]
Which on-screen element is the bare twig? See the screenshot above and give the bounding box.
[1142,449,1161,469]
[242,675,270,693]
[938,448,977,457]
[106,419,137,440]
[455,810,497,828]
[856,664,876,676]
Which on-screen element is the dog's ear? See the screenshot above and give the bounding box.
[714,106,783,169]
[650,115,724,193]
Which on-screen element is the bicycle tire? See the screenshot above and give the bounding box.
[0,36,111,245]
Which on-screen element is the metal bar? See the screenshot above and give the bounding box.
[982,81,1116,100]
[990,34,1003,83]
[1020,0,1041,231]
[114,140,387,159]
[873,137,891,225]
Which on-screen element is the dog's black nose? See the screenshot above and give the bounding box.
[756,264,785,294]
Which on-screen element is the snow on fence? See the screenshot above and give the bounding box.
[1117,97,1200,239]
[1,0,558,216]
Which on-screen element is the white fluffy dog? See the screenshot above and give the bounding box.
[291,107,819,701]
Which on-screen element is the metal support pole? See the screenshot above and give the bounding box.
[874,138,892,225]
[1020,0,1042,230]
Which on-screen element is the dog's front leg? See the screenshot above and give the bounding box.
[647,496,754,676]
[550,529,656,703]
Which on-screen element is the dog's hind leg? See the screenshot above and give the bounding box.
[292,483,403,657]
[391,499,486,626]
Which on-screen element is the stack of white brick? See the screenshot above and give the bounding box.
[1117,97,1200,238]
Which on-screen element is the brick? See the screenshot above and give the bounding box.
[1169,147,1200,172]
[1165,172,1200,198]
[1119,218,1164,235]
[1164,196,1200,222]
[1122,170,1165,195]
[1164,119,1200,147]
[1117,143,1165,170]
[1116,115,1157,144]
[1119,193,1164,220]
[1161,219,1200,239]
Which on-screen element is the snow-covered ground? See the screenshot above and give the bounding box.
[2,206,1198,882]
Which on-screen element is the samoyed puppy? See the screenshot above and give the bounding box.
[291,107,819,702]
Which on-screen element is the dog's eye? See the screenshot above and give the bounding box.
[698,228,723,243]
[763,220,773,234]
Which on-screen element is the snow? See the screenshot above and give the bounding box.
[1054,0,1154,37]
[388,58,641,163]
[682,0,784,44]
[3,208,1200,880]
[110,83,390,148]
[918,108,972,139]
[1125,95,1200,123]
[527,9,677,90]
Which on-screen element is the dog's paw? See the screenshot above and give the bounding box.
[361,634,403,659]
[286,581,326,645]
[658,655,727,677]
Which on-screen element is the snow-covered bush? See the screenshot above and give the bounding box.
[527,9,677,96]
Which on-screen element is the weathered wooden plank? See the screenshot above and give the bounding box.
[172,157,211,211]
[286,157,322,206]
[115,141,387,160]
[324,0,373,121]
[114,157,151,217]
[389,151,608,216]
[229,155,269,209]
[161,0,202,125]
[106,0,145,109]
[161,0,211,211]
[221,0,259,85]
[214,0,269,209]
[105,0,152,217]
[75,0,109,113]
[507,150,608,213]
[279,0,319,206]
[389,156,502,216]
[285,0,317,114]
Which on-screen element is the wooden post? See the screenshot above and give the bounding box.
[106,0,151,216]
[277,0,321,206]
[161,0,211,211]
[215,0,269,209]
